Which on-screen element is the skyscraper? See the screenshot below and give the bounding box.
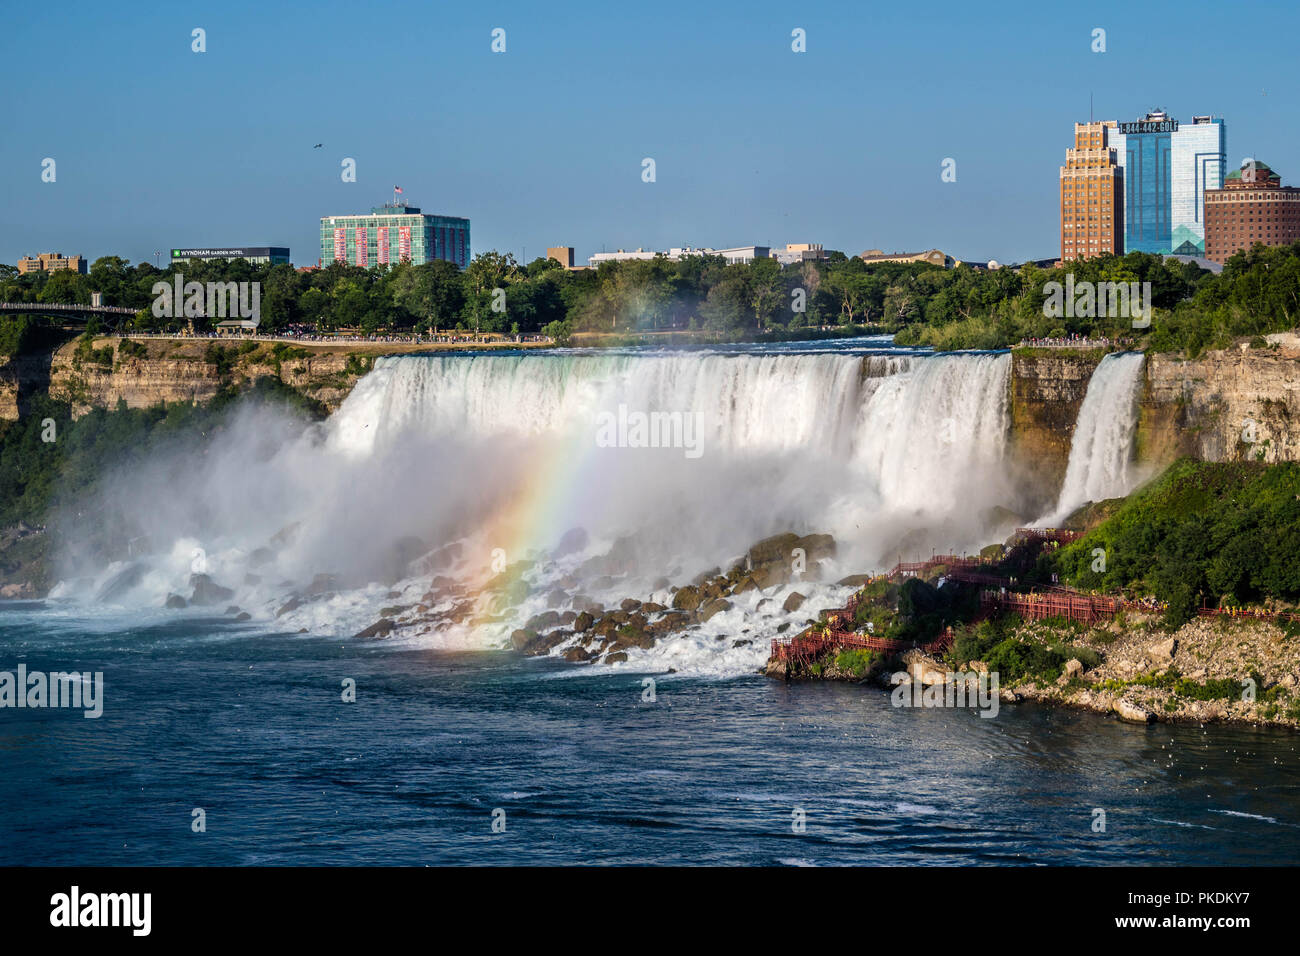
[1110,110,1226,256]
[1059,121,1124,261]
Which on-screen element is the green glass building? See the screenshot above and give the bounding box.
[319,204,470,269]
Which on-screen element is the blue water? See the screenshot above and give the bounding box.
[3,602,1299,865]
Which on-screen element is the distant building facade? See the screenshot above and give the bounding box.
[547,246,575,268]
[587,245,769,267]
[1109,110,1226,256]
[1204,160,1300,264]
[772,243,827,265]
[320,204,470,269]
[170,247,290,266]
[858,249,955,267]
[16,252,87,275]
[1060,120,1124,261]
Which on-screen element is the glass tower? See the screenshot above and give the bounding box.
[1112,110,1225,256]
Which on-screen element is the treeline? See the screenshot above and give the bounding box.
[3,242,1300,354]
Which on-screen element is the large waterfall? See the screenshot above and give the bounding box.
[55,347,1023,670]
[1043,351,1146,524]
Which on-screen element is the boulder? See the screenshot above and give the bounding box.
[1063,658,1084,679]
[699,598,732,622]
[672,586,702,612]
[782,591,806,613]
[189,573,234,607]
[355,618,396,639]
[605,652,629,664]
[837,573,873,587]
[525,610,562,632]
[553,527,589,558]
[620,598,642,613]
[234,612,251,622]
[1114,698,1155,723]
[546,589,569,609]
[1150,637,1178,660]
[573,611,595,632]
[275,596,303,618]
[164,593,188,609]
[562,646,593,663]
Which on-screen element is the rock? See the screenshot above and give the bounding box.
[776,622,791,633]
[307,573,339,595]
[510,628,538,650]
[1063,658,1084,679]
[620,598,642,613]
[837,573,873,587]
[225,605,242,615]
[275,596,303,618]
[386,590,402,599]
[296,627,308,633]
[732,639,751,648]
[553,527,589,558]
[647,611,692,634]
[525,610,562,632]
[0,582,35,599]
[573,611,595,632]
[642,602,666,614]
[164,593,188,609]
[969,660,989,674]
[782,591,806,613]
[546,589,569,609]
[699,597,732,622]
[355,618,396,639]
[1114,698,1155,723]
[605,652,629,664]
[234,612,251,622]
[1150,637,1178,660]
[672,586,702,612]
[189,573,234,607]
[562,646,592,663]
[692,567,723,587]
[379,605,412,618]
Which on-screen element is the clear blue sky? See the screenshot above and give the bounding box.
[2,0,1297,268]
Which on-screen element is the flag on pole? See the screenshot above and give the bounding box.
[394,186,403,193]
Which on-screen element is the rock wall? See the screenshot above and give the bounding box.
[0,338,373,420]
[1007,349,1103,511]
[1140,339,1300,466]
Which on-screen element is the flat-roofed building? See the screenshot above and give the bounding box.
[320,203,470,269]
[858,248,955,267]
[170,247,290,266]
[1204,159,1300,264]
[16,252,87,275]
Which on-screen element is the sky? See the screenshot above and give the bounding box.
[2,0,1298,269]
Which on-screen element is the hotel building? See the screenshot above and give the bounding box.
[320,203,470,269]
[16,252,87,275]
[1059,121,1125,261]
[1204,160,1300,264]
[1109,110,1226,256]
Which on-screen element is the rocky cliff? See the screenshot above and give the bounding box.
[1008,338,1300,506]
[1007,349,1103,512]
[1140,337,1300,466]
[0,337,382,420]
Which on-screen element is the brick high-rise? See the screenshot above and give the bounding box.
[1060,121,1125,262]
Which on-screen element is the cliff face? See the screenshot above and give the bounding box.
[0,338,375,420]
[1008,341,1300,505]
[1007,350,1102,512]
[1140,342,1300,466]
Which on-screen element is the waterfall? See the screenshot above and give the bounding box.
[1045,351,1146,523]
[61,348,1022,632]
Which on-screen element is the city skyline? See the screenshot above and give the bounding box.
[3,1,1298,270]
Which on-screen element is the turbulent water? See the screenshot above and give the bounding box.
[1043,352,1147,525]
[49,340,1023,676]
